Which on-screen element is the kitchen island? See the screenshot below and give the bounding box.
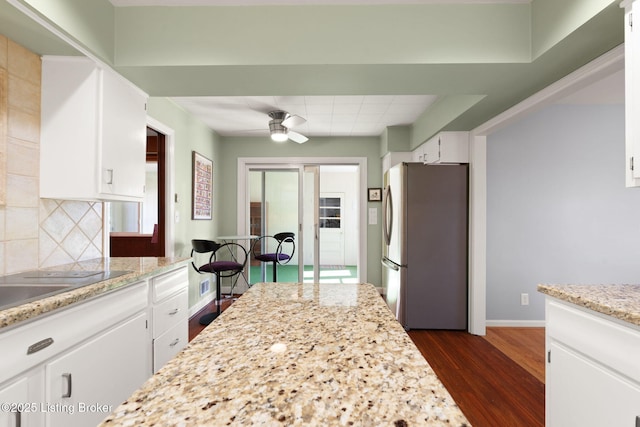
[538,284,640,426]
[100,282,470,426]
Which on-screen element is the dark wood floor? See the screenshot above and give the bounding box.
[409,330,544,427]
[189,300,545,426]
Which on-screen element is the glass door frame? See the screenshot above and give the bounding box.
[237,157,368,284]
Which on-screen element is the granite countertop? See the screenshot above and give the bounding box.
[538,284,640,327]
[100,282,470,426]
[0,257,190,330]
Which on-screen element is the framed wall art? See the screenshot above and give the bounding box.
[368,187,382,202]
[192,151,213,220]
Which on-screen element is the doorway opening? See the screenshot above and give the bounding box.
[109,127,166,256]
[238,158,367,287]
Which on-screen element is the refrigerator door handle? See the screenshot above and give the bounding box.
[382,185,393,246]
[381,257,400,271]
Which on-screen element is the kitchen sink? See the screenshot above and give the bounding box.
[0,270,132,311]
[0,284,73,311]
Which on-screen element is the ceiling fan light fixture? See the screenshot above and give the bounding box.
[269,119,289,142]
[270,131,288,142]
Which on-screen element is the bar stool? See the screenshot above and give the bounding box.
[191,239,247,325]
[251,232,295,282]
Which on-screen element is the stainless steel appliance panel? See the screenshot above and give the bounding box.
[382,162,468,330]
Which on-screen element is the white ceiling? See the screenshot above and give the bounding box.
[171,95,438,138]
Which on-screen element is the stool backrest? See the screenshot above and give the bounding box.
[274,232,295,243]
[192,239,221,254]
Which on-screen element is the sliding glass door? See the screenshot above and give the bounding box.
[240,158,365,286]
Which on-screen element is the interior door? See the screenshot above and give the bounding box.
[319,193,345,266]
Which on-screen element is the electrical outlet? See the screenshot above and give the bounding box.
[200,279,210,296]
[520,293,529,306]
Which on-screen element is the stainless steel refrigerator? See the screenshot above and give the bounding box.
[381,162,468,330]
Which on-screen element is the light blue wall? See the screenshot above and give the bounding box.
[487,104,640,322]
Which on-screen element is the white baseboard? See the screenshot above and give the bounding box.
[486,320,546,327]
[189,293,216,318]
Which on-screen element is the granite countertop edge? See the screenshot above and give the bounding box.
[0,257,190,330]
[538,283,640,327]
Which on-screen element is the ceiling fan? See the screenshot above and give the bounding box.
[267,110,309,143]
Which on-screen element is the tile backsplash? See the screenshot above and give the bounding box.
[0,35,103,276]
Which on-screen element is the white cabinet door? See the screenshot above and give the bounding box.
[411,144,425,162]
[0,377,28,427]
[100,68,147,198]
[547,342,640,427]
[423,132,469,164]
[624,0,640,187]
[45,312,148,427]
[40,57,101,200]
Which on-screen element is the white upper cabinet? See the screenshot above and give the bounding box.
[40,56,147,201]
[623,0,640,187]
[422,131,469,164]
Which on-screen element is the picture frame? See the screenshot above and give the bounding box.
[368,187,382,202]
[192,151,213,220]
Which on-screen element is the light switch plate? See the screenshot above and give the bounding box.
[368,207,377,225]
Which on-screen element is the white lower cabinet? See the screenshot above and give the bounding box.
[547,342,640,427]
[44,312,148,427]
[546,298,640,427]
[150,267,189,373]
[0,265,189,426]
[0,282,149,427]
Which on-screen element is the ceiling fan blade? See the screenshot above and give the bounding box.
[288,131,308,144]
[281,114,306,128]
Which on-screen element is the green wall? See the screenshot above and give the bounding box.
[147,97,222,307]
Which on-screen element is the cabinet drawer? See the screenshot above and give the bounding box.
[152,289,188,338]
[152,267,188,303]
[153,321,188,372]
[547,298,640,383]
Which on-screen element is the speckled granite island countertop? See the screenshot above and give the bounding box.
[0,257,190,330]
[538,284,640,327]
[100,282,470,426]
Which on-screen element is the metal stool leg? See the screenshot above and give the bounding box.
[199,273,222,325]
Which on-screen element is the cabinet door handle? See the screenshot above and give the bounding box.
[62,373,72,398]
[168,308,179,316]
[636,415,639,427]
[169,338,180,348]
[104,169,114,185]
[15,411,21,427]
